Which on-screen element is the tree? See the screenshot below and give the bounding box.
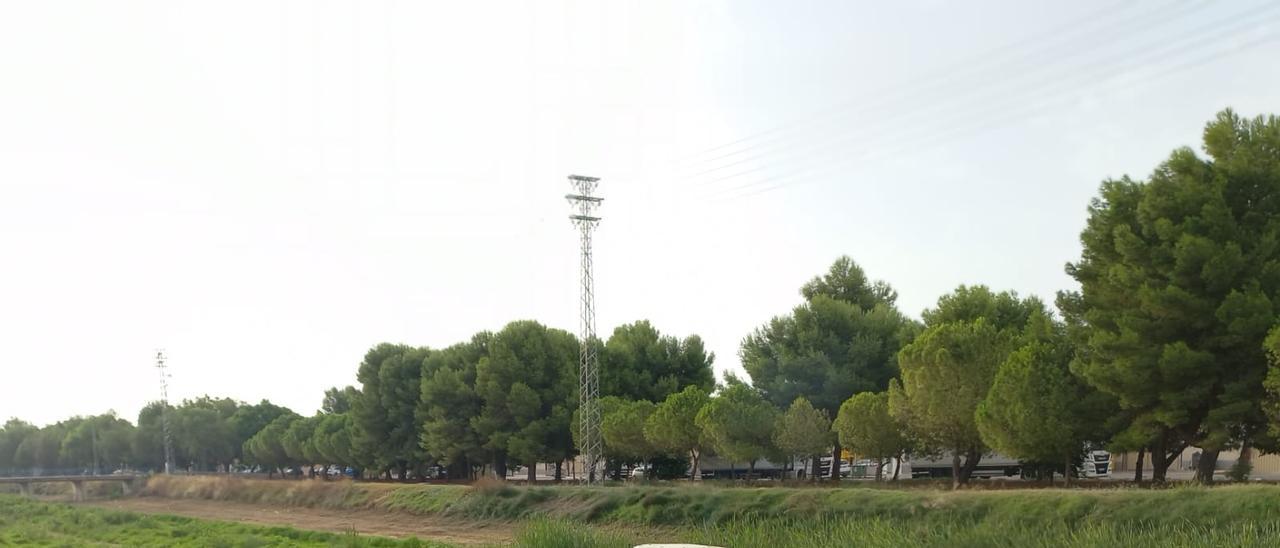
[889,286,1038,488]
[244,413,299,477]
[173,405,237,471]
[473,320,578,482]
[312,413,357,472]
[133,402,169,472]
[976,344,1078,485]
[977,310,1117,485]
[0,419,37,473]
[60,413,135,474]
[322,386,361,415]
[571,396,628,479]
[419,335,490,479]
[742,256,917,480]
[644,385,710,480]
[230,400,292,461]
[1262,327,1280,444]
[835,392,909,481]
[1062,110,1280,482]
[801,255,898,309]
[773,397,832,481]
[353,343,430,479]
[602,399,658,468]
[282,415,322,474]
[601,321,715,402]
[14,426,65,472]
[695,379,779,479]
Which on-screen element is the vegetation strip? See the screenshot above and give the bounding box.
[0,494,441,547]
[145,476,1280,529]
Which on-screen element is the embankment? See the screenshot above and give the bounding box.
[141,475,1280,529]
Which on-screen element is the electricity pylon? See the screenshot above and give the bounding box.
[566,174,603,484]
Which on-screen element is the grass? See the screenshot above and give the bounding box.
[9,488,1280,548]
[137,477,1280,546]
[147,476,1280,527]
[515,517,1280,548]
[0,494,444,547]
[512,518,634,548]
[688,517,1280,548]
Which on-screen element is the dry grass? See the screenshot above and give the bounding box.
[143,474,373,509]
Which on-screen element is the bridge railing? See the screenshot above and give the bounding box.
[0,468,149,478]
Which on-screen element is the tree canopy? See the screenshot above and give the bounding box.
[773,397,832,478]
[644,385,710,479]
[473,320,578,480]
[419,335,490,477]
[601,320,715,402]
[890,286,1040,487]
[1062,110,1280,481]
[835,391,909,481]
[696,380,778,477]
[353,343,430,477]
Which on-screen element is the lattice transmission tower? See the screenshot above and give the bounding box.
[155,350,175,475]
[566,174,603,484]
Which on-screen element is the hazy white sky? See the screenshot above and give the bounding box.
[2,0,1278,426]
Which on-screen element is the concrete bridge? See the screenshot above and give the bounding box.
[0,474,143,501]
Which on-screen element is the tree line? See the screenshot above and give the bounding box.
[3,109,1279,488]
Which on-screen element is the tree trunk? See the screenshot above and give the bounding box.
[527,462,537,483]
[690,449,701,481]
[875,458,884,482]
[950,453,962,490]
[1238,440,1253,481]
[892,454,901,481]
[1151,439,1166,483]
[554,461,563,481]
[729,462,735,480]
[810,454,821,482]
[748,460,756,481]
[1195,448,1220,484]
[1133,448,1145,482]
[1154,437,1187,483]
[493,452,508,480]
[1151,435,1170,483]
[955,448,981,488]
[830,444,842,481]
[1064,451,1073,487]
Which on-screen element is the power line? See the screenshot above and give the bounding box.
[678,0,1193,173]
[690,2,1280,201]
[682,0,1226,191]
[709,27,1280,205]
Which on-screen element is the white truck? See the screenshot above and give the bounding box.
[899,450,1110,480]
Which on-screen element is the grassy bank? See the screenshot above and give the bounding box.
[0,494,441,547]
[24,477,1280,547]
[521,516,1280,548]
[144,475,1280,529]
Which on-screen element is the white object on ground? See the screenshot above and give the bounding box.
[635,545,724,548]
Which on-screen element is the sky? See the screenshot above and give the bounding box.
[2,0,1278,426]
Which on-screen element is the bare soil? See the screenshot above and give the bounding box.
[83,497,515,545]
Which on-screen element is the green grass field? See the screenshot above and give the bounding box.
[21,477,1280,547]
[0,495,442,547]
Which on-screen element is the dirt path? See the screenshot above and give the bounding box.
[83,497,515,545]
